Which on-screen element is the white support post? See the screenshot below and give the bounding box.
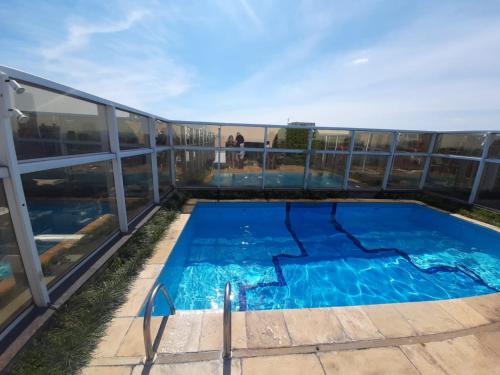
[168,123,176,187]
[106,105,128,233]
[382,131,398,190]
[261,127,268,189]
[303,127,314,190]
[419,133,437,190]
[0,76,50,306]
[149,118,160,204]
[343,130,356,190]
[468,132,492,204]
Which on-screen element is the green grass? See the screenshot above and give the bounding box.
[6,192,187,375]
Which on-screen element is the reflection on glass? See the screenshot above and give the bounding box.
[267,127,310,150]
[122,155,154,220]
[311,130,351,151]
[10,83,109,160]
[354,132,392,152]
[172,124,218,147]
[213,152,263,187]
[388,156,425,189]
[156,120,169,146]
[433,133,485,157]
[348,155,388,189]
[175,150,218,186]
[488,134,500,159]
[116,109,149,150]
[21,162,118,286]
[308,153,346,189]
[221,126,265,149]
[157,151,172,196]
[396,133,432,153]
[264,153,306,188]
[425,157,479,200]
[475,162,500,210]
[0,184,32,330]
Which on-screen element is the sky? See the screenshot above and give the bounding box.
[1,0,500,130]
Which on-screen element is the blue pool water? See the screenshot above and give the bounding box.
[147,202,500,315]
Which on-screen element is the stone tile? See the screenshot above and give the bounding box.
[80,366,132,375]
[115,278,155,317]
[363,304,416,338]
[395,302,463,335]
[246,310,291,348]
[437,299,490,328]
[137,264,163,279]
[283,308,348,345]
[402,335,500,375]
[199,311,222,352]
[332,306,383,341]
[464,293,500,322]
[232,311,247,349]
[319,347,419,374]
[158,312,203,353]
[117,317,162,357]
[475,330,500,357]
[147,241,175,265]
[93,318,134,358]
[400,343,448,375]
[241,354,324,375]
[133,360,222,375]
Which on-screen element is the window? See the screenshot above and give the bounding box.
[10,83,109,160]
[121,155,154,220]
[117,110,149,150]
[21,162,118,286]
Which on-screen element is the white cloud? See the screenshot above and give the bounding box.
[351,57,369,65]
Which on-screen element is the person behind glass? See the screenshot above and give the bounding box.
[235,132,245,168]
[226,135,235,168]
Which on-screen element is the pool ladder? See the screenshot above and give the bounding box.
[142,282,233,363]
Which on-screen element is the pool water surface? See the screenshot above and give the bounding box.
[148,202,500,315]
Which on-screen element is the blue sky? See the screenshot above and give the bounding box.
[1,0,500,130]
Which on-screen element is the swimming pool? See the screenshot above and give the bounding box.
[147,202,500,315]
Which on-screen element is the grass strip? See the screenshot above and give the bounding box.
[6,192,187,375]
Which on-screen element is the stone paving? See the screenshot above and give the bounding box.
[81,200,500,374]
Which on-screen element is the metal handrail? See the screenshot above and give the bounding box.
[223,282,232,359]
[143,283,176,362]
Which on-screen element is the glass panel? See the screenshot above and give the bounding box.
[488,134,500,159]
[267,127,309,150]
[10,83,109,160]
[388,156,425,189]
[116,109,149,150]
[264,153,306,188]
[353,132,392,152]
[476,162,500,210]
[221,126,265,149]
[156,120,169,146]
[0,183,32,330]
[311,129,350,151]
[308,153,346,188]
[425,157,479,200]
[157,151,172,196]
[122,155,154,220]
[396,133,432,153]
[348,155,388,189]
[175,150,218,186]
[172,124,219,147]
[433,133,485,157]
[21,162,118,286]
[215,152,263,188]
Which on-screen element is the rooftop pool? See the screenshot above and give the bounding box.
[146,202,500,315]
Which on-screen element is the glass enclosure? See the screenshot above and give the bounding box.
[476,162,500,210]
[116,110,150,150]
[307,153,346,189]
[433,133,485,157]
[267,127,309,150]
[220,126,265,149]
[311,130,351,151]
[396,133,432,153]
[217,152,263,188]
[0,184,32,330]
[21,162,119,286]
[264,152,306,188]
[156,120,169,146]
[354,132,392,152]
[121,155,154,220]
[157,151,172,196]
[175,150,218,187]
[348,155,388,189]
[388,156,425,189]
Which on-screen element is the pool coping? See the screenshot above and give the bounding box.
[89,198,500,367]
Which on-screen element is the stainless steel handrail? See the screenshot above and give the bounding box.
[223,282,232,359]
[143,283,176,362]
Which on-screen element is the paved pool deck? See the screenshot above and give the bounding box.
[81,199,500,374]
